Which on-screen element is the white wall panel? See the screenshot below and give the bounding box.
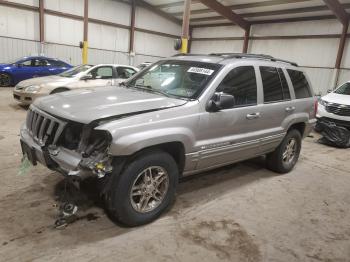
[45,14,83,46]
[89,0,130,26]
[0,36,39,63]
[250,39,338,68]
[341,40,350,68]
[45,0,84,16]
[193,25,244,38]
[191,40,244,54]
[0,6,39,40]
[251,19,342,36]
[89,23,129,52]
[134,54,161,66]
[301,67,335,95]
[134,31,177,57]
[135,7,181,36]
[88,49,129,65]
[6,0,38,6]
[337,69,350,85]
[44,43,81,65]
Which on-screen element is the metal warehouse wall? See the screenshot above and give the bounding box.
[192,19,350,95]
[0,0,181,66]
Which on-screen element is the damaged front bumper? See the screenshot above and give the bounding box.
[20,122,113,179]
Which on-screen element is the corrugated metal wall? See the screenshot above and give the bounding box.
[0,0,181,66]
[192,19,350,95]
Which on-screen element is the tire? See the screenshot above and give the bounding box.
[50,87,70,94]
[106,150,178,226]
[0,73,12,87]
[266,129,302,174]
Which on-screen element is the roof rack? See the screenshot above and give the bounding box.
[208,53,298,67]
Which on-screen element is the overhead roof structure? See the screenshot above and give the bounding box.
[142,0,350,28]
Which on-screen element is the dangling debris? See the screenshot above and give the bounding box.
[316,119,350,148]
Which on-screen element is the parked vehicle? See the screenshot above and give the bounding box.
[137,61,153,70]
[13,64,139,105]
[0,56,72,87]
[317,81,350,129]
[20,53,316,226]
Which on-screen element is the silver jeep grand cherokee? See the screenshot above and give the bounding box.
[20,53,317,226]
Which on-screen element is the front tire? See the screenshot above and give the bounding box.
[106,150,178,226]
[0,73,12,87]
[266,129,302,174]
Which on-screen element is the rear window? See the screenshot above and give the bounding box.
[287,69,311,99]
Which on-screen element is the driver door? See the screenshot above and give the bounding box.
[196,66,264,170]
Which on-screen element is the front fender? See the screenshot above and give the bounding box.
[107,127,195,156]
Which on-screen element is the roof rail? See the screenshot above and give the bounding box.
[208,53,298,67]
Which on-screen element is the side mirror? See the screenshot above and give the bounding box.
[327,89,332,93]
[80,74,93,81]
[207,92,235,112]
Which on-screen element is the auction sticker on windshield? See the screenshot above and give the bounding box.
[187,67,214,75]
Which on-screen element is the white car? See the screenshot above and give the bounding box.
[13,64,139,105]
[317,81,350,128]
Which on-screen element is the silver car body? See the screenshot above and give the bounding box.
[13,64,139,105]
[20,55,316,178]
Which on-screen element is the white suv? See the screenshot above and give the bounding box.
[317,82,350,129]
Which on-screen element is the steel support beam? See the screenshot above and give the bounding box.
[323,0,349,25]
[197,0,250,30]
[243,26,250,53]
[181,0,191,53]
[82,0,88,64]
[129,0,136,53]
[39,0,44,55]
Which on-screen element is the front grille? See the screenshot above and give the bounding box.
[326,103,350,116]
[26,106,66,146]
[15,85,24,90]
[13,94,20,100]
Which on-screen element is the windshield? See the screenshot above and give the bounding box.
[126,60,222,99]
[59,65,92,77]
[334,82,350,95]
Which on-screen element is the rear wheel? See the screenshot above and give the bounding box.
[50,87,70,94]
[0,73,12,87]
[266,129,302,174]
[106,150,178,226]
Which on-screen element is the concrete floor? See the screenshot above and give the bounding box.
[0,88,349,262]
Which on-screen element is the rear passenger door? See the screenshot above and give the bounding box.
[257,66,293,152]
[197,66,265,170]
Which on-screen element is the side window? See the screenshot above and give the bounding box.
[287,69,311,99]
[20,60,33,67]
[117,67,137,79]
[48,60,66,67]
[277,68,291,100]
[216,66,257,107]
[91,66,113,79]
[33,59,48,66]
[260,66,284,103]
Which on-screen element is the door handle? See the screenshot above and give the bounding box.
[285,106,296,112]
[246,112,261,120]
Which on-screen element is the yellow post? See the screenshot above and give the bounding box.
[82,41,88,64]
[180,37,188,54]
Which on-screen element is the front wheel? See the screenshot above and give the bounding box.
[0,73,12,87]
[106,150,178,226]
[266,129,302,174]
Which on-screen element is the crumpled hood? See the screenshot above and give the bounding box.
[33,86,187,124]
[322,93,350,106]
[17,75,75,87]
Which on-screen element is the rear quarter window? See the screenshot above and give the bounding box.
[287,69,311,99]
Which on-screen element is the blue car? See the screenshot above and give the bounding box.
[0,56,72,87]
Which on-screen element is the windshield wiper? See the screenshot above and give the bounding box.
[134,84,172,98]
